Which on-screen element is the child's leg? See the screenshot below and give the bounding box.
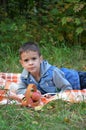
[78,71,86,89]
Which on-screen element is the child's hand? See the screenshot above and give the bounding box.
[43,93,56,98]
[44,94,52,98]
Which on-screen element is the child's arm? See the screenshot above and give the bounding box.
[16,81,27,95]
[53,68,72,92]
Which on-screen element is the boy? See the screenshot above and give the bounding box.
[16,42,86,95]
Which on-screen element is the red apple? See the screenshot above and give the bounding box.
[31,91,41,101]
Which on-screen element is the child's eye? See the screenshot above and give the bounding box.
[32,57,36,60]
[24,59,29,62]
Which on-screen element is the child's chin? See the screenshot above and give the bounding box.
[27,69,35,72]
[29,70,36,74]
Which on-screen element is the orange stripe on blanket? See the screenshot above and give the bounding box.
[0,73,21,83]
[0,73,21,89]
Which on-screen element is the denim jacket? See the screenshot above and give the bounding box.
[16,60,80,95]
[60,68,80,89]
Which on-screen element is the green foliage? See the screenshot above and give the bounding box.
[0,0,86,47]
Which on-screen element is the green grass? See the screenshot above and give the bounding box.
[0,44,86,130]
[0,100,86,130]
[0,44,86,72]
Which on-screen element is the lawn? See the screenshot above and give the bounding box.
[0,100,86,130]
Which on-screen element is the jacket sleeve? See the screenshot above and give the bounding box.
[16,81,27,95]
[53,67,72,92]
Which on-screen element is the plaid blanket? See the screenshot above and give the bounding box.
[0,72,86,109]
[0,72,21,87]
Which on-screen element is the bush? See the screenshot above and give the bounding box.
[0,1,86,47]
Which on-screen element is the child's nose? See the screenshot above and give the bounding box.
[29,60,33,65]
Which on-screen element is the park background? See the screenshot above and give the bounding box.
[0,0,86,130]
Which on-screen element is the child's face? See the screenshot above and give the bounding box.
[20,51,42,76]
